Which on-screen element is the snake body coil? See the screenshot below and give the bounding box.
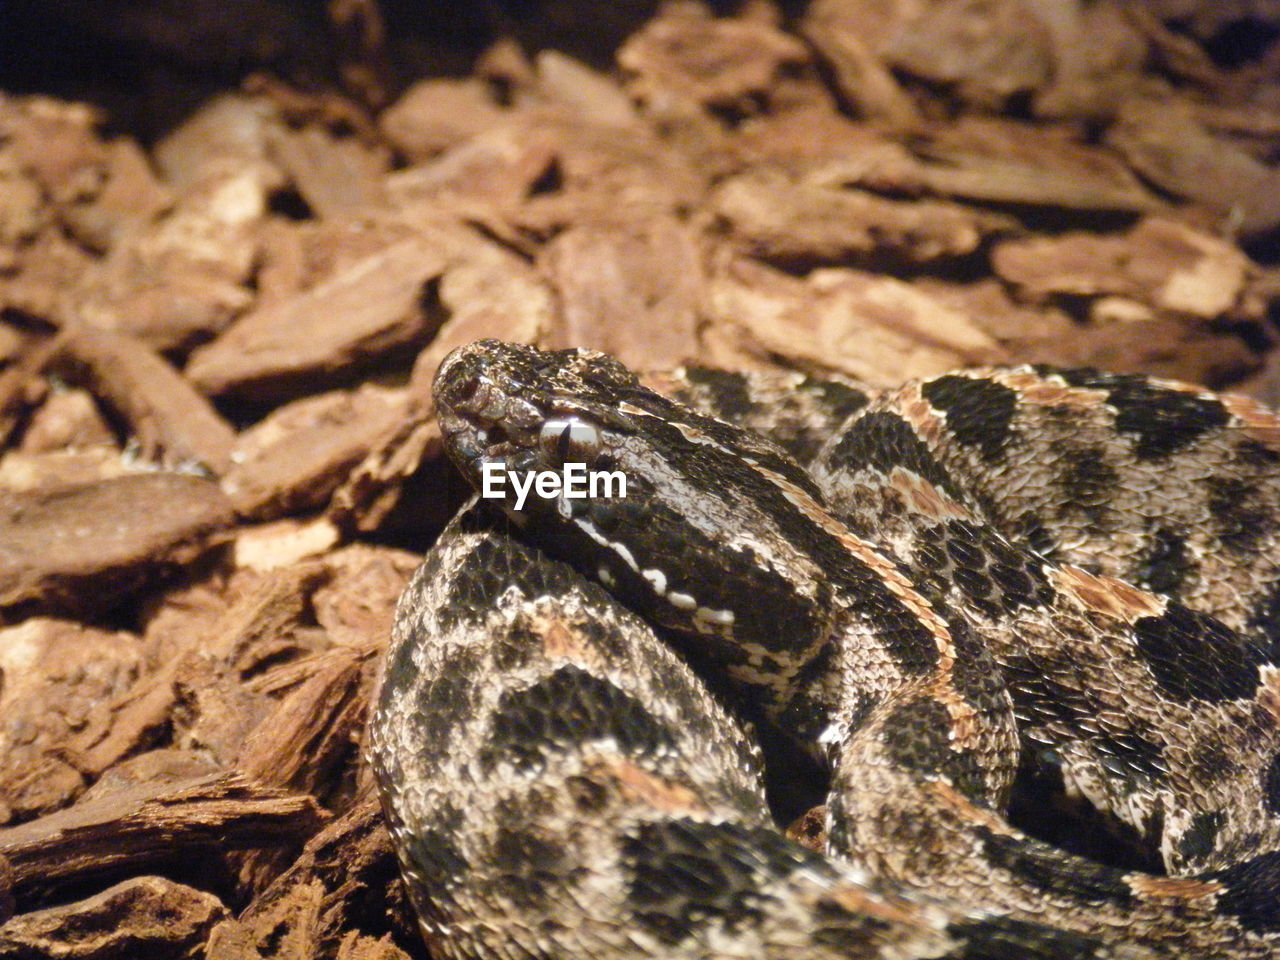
[371,340,1280,959]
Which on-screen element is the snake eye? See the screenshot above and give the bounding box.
[539,418,601,464]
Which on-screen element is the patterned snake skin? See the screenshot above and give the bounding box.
[370,340,1280,959]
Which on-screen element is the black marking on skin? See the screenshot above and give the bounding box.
[488,826,566,910]
[826,410,968,503]
[623,818,833,945]
[1052,368,1230,460]
[1095,730,1168,786]
[1235,438,1280,467]
[1021,521,1058,562]
[806,899,893,951]
[532,481,830,661]
[565,774,611,813]
[946,616,1008,715]
[808,377,871,421]
[1132,605,1266,704]
[921,374,1018,461]
[435,533,563,632]
[491,624,540,672]
[405,653,479,767]
[1189,742,1238,787]
[1134,529,1193,597]
[385,629,420,692]
[581,410,947,679]
[479,665,680,771]
[1203,850,1280,934]
[914,521,1054,620]
[976,828,1135,908]
[1206,477,1276,554]
[1177,811,1226,864]
[680,366,756,421]
[1001,655,1096,737]
[944,916,1112,960]
[882,699,991,806]
[1056,448,1118,526]
[1263,751,1280,816]
[403,803,470,899]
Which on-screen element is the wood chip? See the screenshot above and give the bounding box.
[0,473,236,613]
[992,217,1249,319]
[540,216,703,369]
[378,78,510,160]
[185,235,449,400]
[0,618,147,820]
[227,797,415,960]
[60,324,237,472]
[0,771,324,896]
[0,875,227,960]
[619,5,813,111]
[803,0,1055,109]
[18,387,117,454]
[223,384,407,520]
[708,257,1007,385]
[237,646,371,797]
[1109,98,1280,236]
[711,170,1007,266]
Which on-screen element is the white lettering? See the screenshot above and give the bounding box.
[562,462,588,497]
[509,469,536,511]
[534,470,560,499]
[591,470,626,499]
[480,461,506,499]
[478,463,629,509]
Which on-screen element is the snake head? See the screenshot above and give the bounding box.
[433,339,839,691]
[434,339,641,484]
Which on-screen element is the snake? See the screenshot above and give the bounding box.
[369,339,1280,959]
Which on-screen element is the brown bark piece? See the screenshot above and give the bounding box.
[223,384,407,521]
[0,152,46,247]
[880,119,1161,212]
[708,258,1006,385]
[534,51,641,128]
[185,235,449,400]
[0,473,235,613]
[378,78,509,160]
[799,10,920,125]
[231,797,416,960]
[237,646,372,798]
[1109,98,1280,236]
[61,138,172,252]
[0,771,326,896]
[619,5,813,111]
[711,170,1008,266]
[804,0,1056,109]
[19,387,117,454]
[232,517,343,572]
[0,96,107,207]
[268,125,390,219]
[992,217,1248,319]
[0,874,228,960]
[541,217,703,369]
[0,617,148,821]
[0,450,131,495]
[0,334,62,449]
[61,324,238,472]
[309,543,418,649]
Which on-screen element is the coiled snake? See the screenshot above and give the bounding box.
[370,339,1280,959]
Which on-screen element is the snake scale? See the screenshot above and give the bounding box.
[370,339,1280,959]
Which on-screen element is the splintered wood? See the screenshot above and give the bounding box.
[0,1,1278,958]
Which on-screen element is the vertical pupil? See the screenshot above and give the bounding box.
[558,422,574,462]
